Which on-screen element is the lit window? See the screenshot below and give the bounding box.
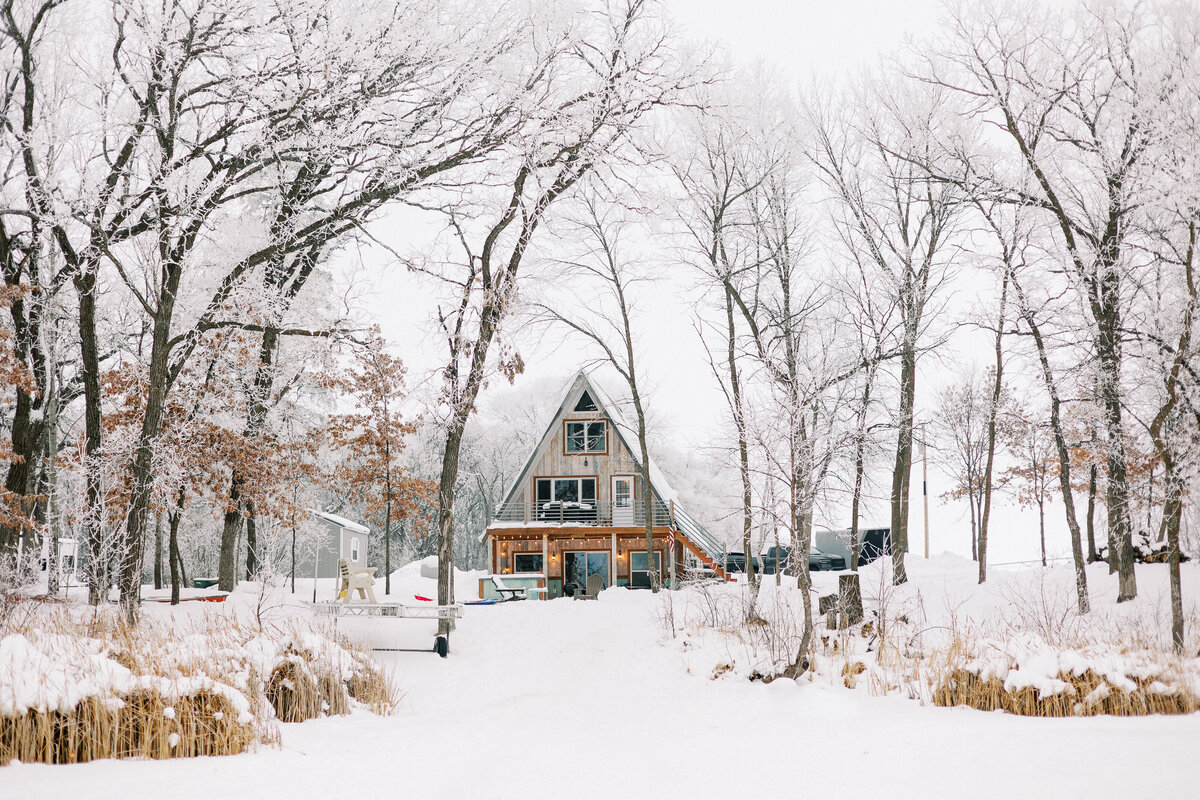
[565,420,606,453]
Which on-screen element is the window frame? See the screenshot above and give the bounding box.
[535,477,598,508]
[351,536,360,562]
[563,419,607,455]
[513,553,544,573]
[629,550,662,589]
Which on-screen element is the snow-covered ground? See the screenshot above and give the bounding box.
[6,556,1200,799]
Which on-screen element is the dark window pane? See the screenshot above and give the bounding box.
[630,551,661,588]
[631,551,660,571]
[586,553,609,587]
[564,552,586,587]
[514,553,543,573]
[565,421,586,452]
[574,391,597,412]
[554,479,579,502]
[536,480,551,503]
[586,421,605,452]
[581,479,596,502]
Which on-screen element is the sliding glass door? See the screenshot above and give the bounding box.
[563,551,609,592]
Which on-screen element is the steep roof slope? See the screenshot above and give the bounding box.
[490,372,725,565]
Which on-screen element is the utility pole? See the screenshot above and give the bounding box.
[922,421,930,559]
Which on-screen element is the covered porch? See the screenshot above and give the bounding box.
[487,527,680,598]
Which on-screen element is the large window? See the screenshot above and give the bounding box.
[565,420,606,453]
[513,553,544,573]
[629,550,661,589]
[536,477,597,506]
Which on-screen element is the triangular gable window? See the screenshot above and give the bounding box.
[574,390,597,412]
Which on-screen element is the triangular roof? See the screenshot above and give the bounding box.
[496,371,676,511]
[489,371,726,569]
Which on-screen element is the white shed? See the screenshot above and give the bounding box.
[293,509,371,579]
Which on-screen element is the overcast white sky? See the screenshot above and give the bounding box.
[335,0,1083,565]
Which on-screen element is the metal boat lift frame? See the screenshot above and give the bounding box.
[314,601,463,657]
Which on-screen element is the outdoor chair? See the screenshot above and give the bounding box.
[338,559,378,603]
[491,575,527,601]
[574,572,604,600]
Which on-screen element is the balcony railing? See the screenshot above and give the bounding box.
[491,499,674,527]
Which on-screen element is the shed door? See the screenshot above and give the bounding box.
[612,476,633,525]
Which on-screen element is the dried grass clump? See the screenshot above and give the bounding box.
[347,661,396,715]
[267,656,324,723]
[0,600,395,766]
[934,667,1199,717]
[842,661,866,689]
[264,635,395,721]
[0,688,261,765]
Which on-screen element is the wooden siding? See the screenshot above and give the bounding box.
[490,528,679,583]
[524,409,643,508]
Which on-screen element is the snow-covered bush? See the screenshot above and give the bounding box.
[0,602,395,765]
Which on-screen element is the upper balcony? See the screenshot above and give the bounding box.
[489,499,674,528]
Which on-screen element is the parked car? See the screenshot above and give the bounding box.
[760,545,847,574]
[722,552,761,573]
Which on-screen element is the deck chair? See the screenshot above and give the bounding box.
[491,575,527,602]
[338,559,377,603]
[575,572,604,601]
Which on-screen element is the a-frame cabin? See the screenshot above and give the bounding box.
[483,372,727,598]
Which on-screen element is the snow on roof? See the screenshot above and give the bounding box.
[310,509,369,534]
[585,377,679,504]
[496,371,680,509]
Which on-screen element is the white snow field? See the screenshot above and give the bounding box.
[6,557,1200,800]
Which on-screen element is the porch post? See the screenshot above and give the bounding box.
[611,531,617,588]
[542,532,549,599]
[669,500,677,589]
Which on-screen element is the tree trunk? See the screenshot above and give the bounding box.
[217,476,243,592]
[44,368,60,596]
[384,466,393,596]
[118,254,184,615]
[154,513,164,590]
[436,423,463,636]
[1161,471,1185,652]
[0,292,46,565]
[435,299,503,636]
[979,271,1007,585]
[1014,276,1089,612]
[244,501,258,580]
[1038,497,1046,567]
[968,477,978,562]
[890,344,916,584]
[849,444,864,572]
[1094,314,1136,600]
[784,497,815,679]
[849,368,874,572]
[169,487,185,605]
[725,286,755,590]
[290,509,297,594]
[75,268,106,605]
[1086,464,1100,562]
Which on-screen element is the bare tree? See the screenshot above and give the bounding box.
[673,87,772,592]
[422,0,689,636]
[916,1,1197,601]
[806,77,962,584]
[534,193,664,589]
[934,368,994,562]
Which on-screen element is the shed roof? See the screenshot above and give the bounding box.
[310,509,369,535]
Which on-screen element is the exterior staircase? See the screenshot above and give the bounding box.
[669,504,734,581]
